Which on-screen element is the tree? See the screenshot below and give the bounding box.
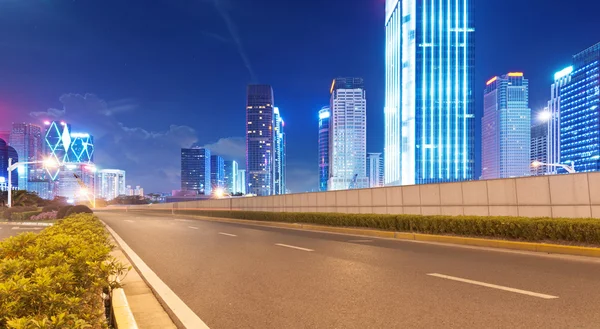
[8,190,44,207]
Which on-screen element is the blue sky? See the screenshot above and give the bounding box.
[1,0,599,192]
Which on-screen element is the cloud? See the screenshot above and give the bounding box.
[203,137,245,163]
[28,93,198,192]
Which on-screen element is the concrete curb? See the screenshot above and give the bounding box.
[112,288,139,329]
[173,214,600,258]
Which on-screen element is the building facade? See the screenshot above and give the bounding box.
[0,138,19,190]
[384,0,475,186]
[181,147,211,195]
[210,155,225,191]
[318,106,330,192]
[223,160,238,194]
[367,153,384,188]
[481,73,531,179]
[328,78,368,190]
[96,169,126,201]
[9,123,43,191]
[246,85,274,196]
[547,66,573,174]
[237,169,247,195]
[560,42,600,172]
[127,185,144,197]
[531,117,549,176]
[273,107,286,195]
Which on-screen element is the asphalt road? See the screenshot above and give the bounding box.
[98,211,600,329]
[0,224,43,240]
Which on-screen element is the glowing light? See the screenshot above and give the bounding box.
[85,165,97,172]
[273,107,279,115]
[507,72,524,77]
[17,166,25,174]
[330,79,336,94]
[486,76,497,85]
[319,111,330,120]
[60,121,66,126]
[70,133,90,138]
[554,66,573,81]
[531,161,541,168]
[67,199,74,204]
[538,111,552,122]
[213,188,225,198]
[0,177,5,183]
[80,188,88,195]
[43,158,59,168]
[66,164,77,170]
[44,121,50,125]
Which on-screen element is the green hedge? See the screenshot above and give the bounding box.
[10,210,43,221]
[0,214,128,328]
[159,209,600,245]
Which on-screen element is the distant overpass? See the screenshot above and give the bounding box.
[138,173,600,219]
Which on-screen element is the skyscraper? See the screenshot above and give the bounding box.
[547,66,573,174]
[181,147,211,195]
[210,154,225,191]
[531,113,549,176]
[96,169,126,201]
[0,138,19,189]
[384,0,475,186]
[273,107,286,195]
[246,85,274,196]
[223,160,238,193]
[560,42,600,172]
[318,106,330,192]
[367,153,384,188]
[44,121,72,181]
[328,78,368,191]
[9,123,43,191]
[237,169,247,195]
[481,73,531,179]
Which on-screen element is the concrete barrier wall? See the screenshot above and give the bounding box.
[136,172,600,219]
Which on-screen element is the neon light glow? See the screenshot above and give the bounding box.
[554,66,573,81]
[507,72,524,77]
[70,133,90,138]
[319,111,330,120]
[330,80,335,94]
[486,76,497,85]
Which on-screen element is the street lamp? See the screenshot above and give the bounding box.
[531,161,576,174]
[7,158,58,208]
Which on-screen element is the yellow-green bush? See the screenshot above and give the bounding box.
[0,214,128,329]
[152,209,600,245]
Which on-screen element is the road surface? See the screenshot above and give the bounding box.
[0,224,43,241]
[98,211,600,329]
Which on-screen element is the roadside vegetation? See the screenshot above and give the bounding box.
[0,191,93,221]
[0,213,128,328]
[145,209,600,245]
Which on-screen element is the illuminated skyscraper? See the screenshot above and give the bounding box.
[246,85,274,196]
[318,106,330,191]
[181,147,211,195]
[273,107,286,195]
[547,67,573,174]
[531,116,549,176]
[10,123,43,190]
[561,43,600,172]
[210,155,225,190]
[481,73,531,179]
[0,138,19,189]
[367,153,384,188]
[43,121,71,181]
[328,78,368,191]
[236,169,246,195]
[224,160,238,193]
[384,0,475,185]
[96,169,126,201]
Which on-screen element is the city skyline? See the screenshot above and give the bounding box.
[1,0,600,192]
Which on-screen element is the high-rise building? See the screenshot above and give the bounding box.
[96,169,126,201]
[0,138,19,190]
[127,185,144,197]
[43,121,72,181]
[181,147,211,195]
[384,0,475,186]
[246,85,274,196]
[531,114,549,176]
[367,153,384,188]
[328,78,368,191]
[481,73,531,179]
[210,155,225,191]
[57,163,96,202]
[69,132,95,163]
[547,66,573,174]
[9,123,43,191]
[560,42,600,172]
[273,107,286,195]
[223,160,238,193]
[237,169,247,195]
[318,106,330,192]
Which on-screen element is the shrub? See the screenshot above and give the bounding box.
[30,211,58,221]
[56,205,74,219]
[66,205,93,217]
[10,210,43,221]
[42,204,62,213]
[0,214,129,328]
[163,209,600,245]
[2,206,38,220]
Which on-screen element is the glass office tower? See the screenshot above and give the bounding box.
[181,147,211,195]
[9,123,43,191]
[223,160,238,194]
[273,107,286,195]
[560,42,600,172]
[547,67,572,174]
[384,0,475,185]
[210,155,225,190]
[531,117,549,176]
[246,85,274,196]
[318,106,330,192]
[481,73,531,179]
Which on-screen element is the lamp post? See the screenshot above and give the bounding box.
[531,161,576,174]
[7,158,58,208]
